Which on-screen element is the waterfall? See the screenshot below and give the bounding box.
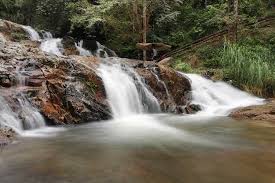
[75,40,92,56]
[0,96,23,134]
[0,62,46,133]
[96,41,117,57]
[41,31,53,39]
[39,31,64,56]
[22,26,41,41]
[0,95,46,134]
[184,73,264,116]
[97,59,160,118]
[40,38,63,56]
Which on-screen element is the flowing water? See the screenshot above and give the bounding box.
[40,38,64,56]
[75,40,93,56]
[97,59,160,118]
[22,26,41,41]
[4,25,273,183]
[184,73,264,116]
[0,115,275,183]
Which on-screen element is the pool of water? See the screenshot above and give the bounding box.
[1,114,275,183]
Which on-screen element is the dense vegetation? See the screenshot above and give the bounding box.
[0,0,275,96]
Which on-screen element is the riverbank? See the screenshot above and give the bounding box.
[230,99,275,123]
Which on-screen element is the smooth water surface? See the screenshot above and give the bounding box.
[1,115,275,183]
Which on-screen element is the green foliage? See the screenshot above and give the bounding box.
[196,46,222,68]
[221,43,275,96]
[174,59,193,73]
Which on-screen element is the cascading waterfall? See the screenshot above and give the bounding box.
[0,96,23,134]
[22,26,41,41]
[20,24,265,120]
[41,31,53,39]
[184,73,264,116]
[22,25,64,56]
[75,40,93,56]
[0,62,46,133]
[0,95,46,134]
[96,41,117,58]
[40,38,63,56]
[97,59,160,118]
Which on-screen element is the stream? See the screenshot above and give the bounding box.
[1,115,275,183]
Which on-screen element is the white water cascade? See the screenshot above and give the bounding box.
[75,40,92,56]
[22,26,41,41]
[40,38,63,56]
[0,95,46,134]
[184,73,264,116]
[98,60,160,118]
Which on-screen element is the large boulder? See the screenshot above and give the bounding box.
[0,19,28,41]
[136,64,193,113]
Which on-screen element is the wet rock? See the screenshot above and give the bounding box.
[136,64,192,114]
[26,79,43,87]
[62,36,79,56]
[0,68,16,88]
[0,126,16,147]
[157,57,172,67]
[0,19,28,41]
[230,99,275,123]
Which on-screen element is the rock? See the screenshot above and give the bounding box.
[157,57,172,67]
[0,126,16,147]
[62,36,79,56]
[0,19,28,41]
[136,64,192,114]
[26,79,43,87]
[230,99,275,123]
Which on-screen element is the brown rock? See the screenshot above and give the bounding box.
[230,99,275,123]
[26,79,43,87]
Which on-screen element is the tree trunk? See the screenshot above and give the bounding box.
[142,0,147,61]
[233,0,239,42]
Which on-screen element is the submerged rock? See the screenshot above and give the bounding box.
[230,99,275,123]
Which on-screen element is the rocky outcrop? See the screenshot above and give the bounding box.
[230,99,275,123]
[136,64,193,113]
[0,19,28,41]
[0,19,193,127]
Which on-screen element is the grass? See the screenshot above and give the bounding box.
[221,43,275,97]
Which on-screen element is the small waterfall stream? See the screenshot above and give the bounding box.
[97,59,160,118]
[184,73,264,116]
[0,94,46,134]
[22,26,41,41]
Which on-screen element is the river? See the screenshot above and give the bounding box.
[1,115,275,183]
